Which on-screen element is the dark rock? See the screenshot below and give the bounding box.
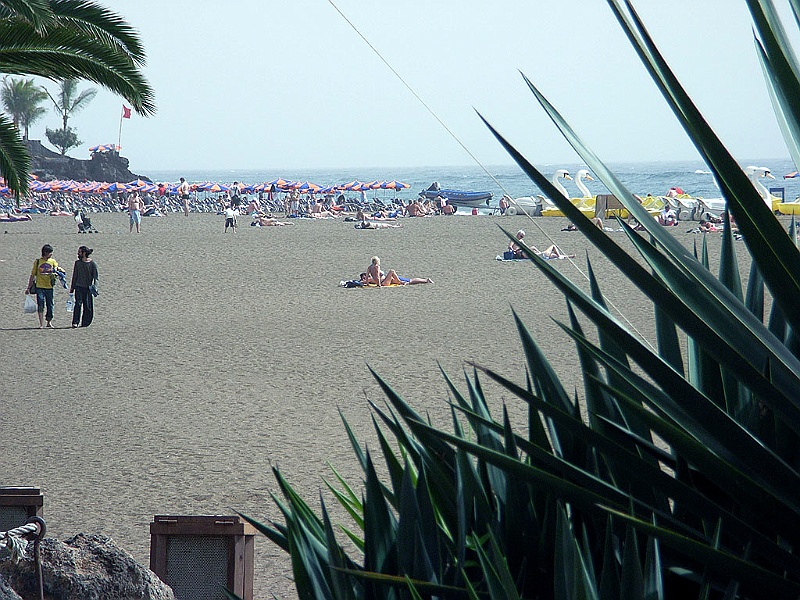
[0,533,175,600]
[0,578,22,600]
[25,140,151,183]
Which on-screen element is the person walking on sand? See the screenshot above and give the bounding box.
[128,191,143,233]
[25,243,65,329]
[69,245,98,328]
[224,203,238,233]
[178,177,190,216]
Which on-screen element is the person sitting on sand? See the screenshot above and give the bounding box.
[510,230,574,259]
[658,205,678,226]
[311,200,337,218]
[508,229,526,258]
[245,198,261,215]
[698,218,718,233]
[405,199,428,217]
[366,256,395,286]
[365,256,433,286]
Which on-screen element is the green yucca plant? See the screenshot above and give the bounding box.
[236,1,800,598]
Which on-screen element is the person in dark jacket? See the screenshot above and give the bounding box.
[68,245,99,328]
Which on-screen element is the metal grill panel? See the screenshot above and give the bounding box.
[165,535,229,600]
[0,506,28,533]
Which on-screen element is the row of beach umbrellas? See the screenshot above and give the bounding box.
[20,178,411,196]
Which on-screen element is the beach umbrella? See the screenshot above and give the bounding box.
[104,182,130,193]
[383,180,410,190]
[89,143,120,154]
[268,178,290,190]
[296,181,321,193]
[339,180,361,190]
[128,178,151,189]
[79,181,102,193]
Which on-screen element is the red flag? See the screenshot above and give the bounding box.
[122,105,131,119]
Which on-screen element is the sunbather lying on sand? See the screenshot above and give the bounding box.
[252,213,293,226]
[355,221,402,229]
[533,244,575,259]
[359,272,432,286]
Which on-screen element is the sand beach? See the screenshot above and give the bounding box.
[0,210,758,597]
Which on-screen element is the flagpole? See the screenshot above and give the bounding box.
[117,107,124,151]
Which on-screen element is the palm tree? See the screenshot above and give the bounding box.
[44,79,96,154]
[0,0,156,195]
[46,79,96,132]
[0,77,47,140]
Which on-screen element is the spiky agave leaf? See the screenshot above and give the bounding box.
[256,3,800,599]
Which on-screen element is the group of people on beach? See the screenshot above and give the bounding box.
[25,243,98,329]
[339,256,433,288]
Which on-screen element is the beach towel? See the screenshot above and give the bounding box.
[495,254,571,262]
[496,255,525,262]
[338,279,403,288]
[55,270,68,289]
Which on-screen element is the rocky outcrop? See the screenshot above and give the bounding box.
[25,140,150,183]
[0,533,175,600]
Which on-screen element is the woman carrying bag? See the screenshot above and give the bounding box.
[25,243,64,328]
[69,245,98,328]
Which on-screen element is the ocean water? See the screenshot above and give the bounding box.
[140,158,800,206]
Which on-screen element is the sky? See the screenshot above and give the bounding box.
[21,1,798,172]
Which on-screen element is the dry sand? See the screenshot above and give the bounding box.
[0,210,759,597]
